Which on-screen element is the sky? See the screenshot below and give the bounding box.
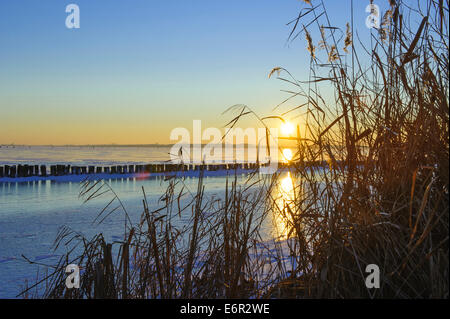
[0,0,390,145]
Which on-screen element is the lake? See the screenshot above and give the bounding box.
[0,146,298,298]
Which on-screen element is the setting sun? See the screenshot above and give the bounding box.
[282,148,293,162]
[281,122,295,136]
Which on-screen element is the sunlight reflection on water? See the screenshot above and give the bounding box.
[272,172,297,240]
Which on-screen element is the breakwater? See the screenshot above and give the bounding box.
[0,163,263,179]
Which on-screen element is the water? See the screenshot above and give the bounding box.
[0,144,298,167]
[0,146,295,298]
[0,174,267,298]
[0,145,172,166]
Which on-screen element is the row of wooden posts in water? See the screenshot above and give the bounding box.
[0,162,271,178]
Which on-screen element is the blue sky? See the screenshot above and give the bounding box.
[0,0,390,144]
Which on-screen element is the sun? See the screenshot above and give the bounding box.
[282,148,293,162]
[281,122,295,136]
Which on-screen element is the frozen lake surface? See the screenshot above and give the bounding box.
[0,146,297,298]
[0,145,172,166]
[0,173,268,298]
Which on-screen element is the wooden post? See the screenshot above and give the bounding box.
[4,165,10,177]
[26,165,32,177]
[40,165,47,176]
[17,165,23,177]
[9,165,16,178]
